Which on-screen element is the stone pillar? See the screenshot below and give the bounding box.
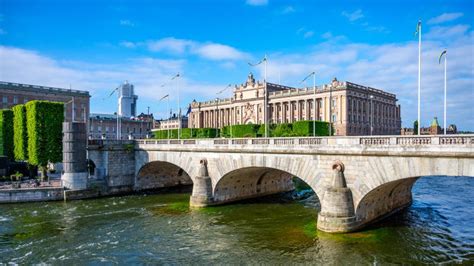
[317,161,358,233]
[190,159,214,207]
[61,122,88,190]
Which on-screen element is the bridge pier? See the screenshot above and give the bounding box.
[317,161,358,233]
[190,159,214,207]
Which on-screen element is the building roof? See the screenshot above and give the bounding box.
[0,81,90,97]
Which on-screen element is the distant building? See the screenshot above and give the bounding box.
[154,114,189,130]
[89,112,153,140]
[189,73,401,136]
[118,81,138,118]
[0,81,90,122]
[400,117,457,135]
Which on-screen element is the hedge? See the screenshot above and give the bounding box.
[0,109,14,159]
[153,128,218,139]
[153,121,332,139]
[222,124,259,138]
[26,101,64,167]
[293,120,332,136]
[13,105,28,161]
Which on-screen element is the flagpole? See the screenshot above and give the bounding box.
[444,51,447,135]
[264,54,268,138]
[417,20,422,135]
[313,72,316,137]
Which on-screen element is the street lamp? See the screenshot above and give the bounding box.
[171,73,181,140]
[159,93,170,139]
[215,98,219,138]
[301,72,317,137]
[248,55,268,137]
[217,84,232,138]
[370,95,374,136]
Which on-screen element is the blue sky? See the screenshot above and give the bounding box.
[0,0,473,130]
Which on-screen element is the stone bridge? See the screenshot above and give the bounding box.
[86,135,474,233]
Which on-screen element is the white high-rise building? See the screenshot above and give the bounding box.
[118,81,138,118]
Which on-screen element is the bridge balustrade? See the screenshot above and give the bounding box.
[91,135,474,148]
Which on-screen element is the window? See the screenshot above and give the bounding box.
[332,114,337,122]
[13,96,18,104]
[98,126,102,132]
[24,97,28,103]
[2,96,7,103]
[106,126,109,133]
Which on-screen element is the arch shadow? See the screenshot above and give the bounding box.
[355,175,474,229]
[136,161,193,192]
[213,166,321,206]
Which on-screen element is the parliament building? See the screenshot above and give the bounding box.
[189,73,401,136]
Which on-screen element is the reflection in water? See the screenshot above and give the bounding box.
[0,176,473,264]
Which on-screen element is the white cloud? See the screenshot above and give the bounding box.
[120,41,137,48]
[125,37,248,61]
[0,46,224,117]
[147,38,195,54]
[194,43,247,60]
[428,12,463,25]
[342,9,364,22]
[246,0,268,6]
[281,6,295,14]
[303,31,314,39]
[424,24,470,39]
[120,19,135,27]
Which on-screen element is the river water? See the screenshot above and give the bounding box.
[0,175,473,264]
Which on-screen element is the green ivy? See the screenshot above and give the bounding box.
[0,109,14,159]
[12,105,28,161]
[26,101,64,167]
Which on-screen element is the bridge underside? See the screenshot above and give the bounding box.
[135,161,193,191]
[212,167,295,205]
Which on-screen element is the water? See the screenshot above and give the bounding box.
[0,176,473,264]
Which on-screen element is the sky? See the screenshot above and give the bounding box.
[0,0,473,130]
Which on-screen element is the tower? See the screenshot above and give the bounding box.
[118,81,138,118]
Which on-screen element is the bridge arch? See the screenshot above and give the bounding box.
[135,160,193,191]
[213,166,322,205]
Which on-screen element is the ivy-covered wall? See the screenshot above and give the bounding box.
[0,109,14,159]
[12,105,28,161]
[25,101,64,166]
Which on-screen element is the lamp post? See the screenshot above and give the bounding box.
[215,98,219,138]
[159,93,170,139]
[370,95,374,136]
[329,85,333,136]
[217,84,232,138]
[301,72,317,136]
[248,55,268,137]
[172,73,181,140]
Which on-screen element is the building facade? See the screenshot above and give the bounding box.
[154,115,189,130]
[118,81,138,118]
[89,113,153,140]
[0,81,90,122]
[189,73,401,136]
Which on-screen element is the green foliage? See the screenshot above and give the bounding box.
[413,120,418,135]
[153,128,219,139]
[26,101,64,167]
[293,120,332,136]
[222,124,259,138]
[12,105,28,161]
[0,109,14,159]
[272,123,294,137]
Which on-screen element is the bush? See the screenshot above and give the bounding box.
[293,120,332,136]
[0,109,14,160]
[195,128,218,138]
[13,105,28,161]
[272,123,294,137]
[222,124,259,138]
[25,101,64,167]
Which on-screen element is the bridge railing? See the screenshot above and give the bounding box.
[132,135,474,147]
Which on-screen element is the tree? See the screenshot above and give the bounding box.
[0,109,14,160]
[413,120,419,135]
[25,101,64,179]
[13,105,28,161]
